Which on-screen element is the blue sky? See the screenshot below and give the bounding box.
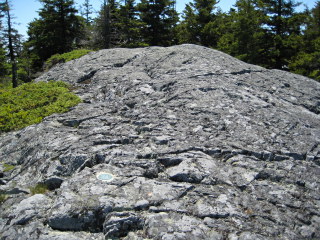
[11,0,318,39]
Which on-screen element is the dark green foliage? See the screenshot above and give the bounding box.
[1,0,22,88]
[27,0,84,64]
[0,81,81,133]
[0,6,9,82]
[93,0,122,49]
[118,0,146,47]
[44,49,93,70]
[137,0,179,46]
[259,0,304,69]
[233,0,265,64]
[178,0,219,46]
[15,42,35,84]
[94,0,149,48]
[216,0,269,66]
[289,2,320,80]
[0,44,9,83]
[177,4,198,44]
[289,44,320,81]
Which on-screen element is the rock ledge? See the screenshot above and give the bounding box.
[0,45,320,239]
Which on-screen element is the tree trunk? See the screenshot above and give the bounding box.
[103,0,111,49]
[5,0,17,88]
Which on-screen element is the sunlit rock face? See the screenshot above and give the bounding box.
[1,44,320,240]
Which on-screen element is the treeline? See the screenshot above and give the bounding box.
[0,0,319,88]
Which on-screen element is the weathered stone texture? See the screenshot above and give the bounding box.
[1,44,320,239]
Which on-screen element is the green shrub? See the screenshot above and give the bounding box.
[0,77,12,90]
[0,81,81,133]
[45,49,93,70]
[29,183,49,195]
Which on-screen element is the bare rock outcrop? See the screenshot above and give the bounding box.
[1,44,320,239]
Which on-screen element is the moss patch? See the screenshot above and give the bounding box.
[3,164,15,172]
[0,194,7,204]
[29,183,49,195]
[0,81,81,133]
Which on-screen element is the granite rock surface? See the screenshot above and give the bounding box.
[1,44,320,239]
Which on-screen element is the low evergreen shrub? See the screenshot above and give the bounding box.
[45,49,93,70]
[0,81,81,133]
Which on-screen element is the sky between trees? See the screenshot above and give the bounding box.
[12,0,316,38]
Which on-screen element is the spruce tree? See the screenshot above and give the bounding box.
[27,0,84,65]
[81,0,93,24]
[16,42,35,83]
[93,0,121,49]
[78,0,95,48]
[0,44,8,83]
[234,0,265,64]
[289,2,320,80]
[0,2,8,83]
[137,0,179,46]
[1,0,21,88]
[118,0,144,47]
[177,4,199,44]
[217,0,268,65]
[260,0,303,69]
[178,0,218,46]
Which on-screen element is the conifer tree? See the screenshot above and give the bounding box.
[0,44,7,82]
[78,0,95,48]
[94,0,121,49]
[178,0,218,46]
[81,0,93,24]
[16,42,35,83]
[177,4,199,44]
[260,0,303,69]
[27,0,84,65]
[118,0,144,47]
[1,0,21,88]
[137,0,178,46]
[289,2,320,80]
[217,0,268,65]
[0,2,9,83]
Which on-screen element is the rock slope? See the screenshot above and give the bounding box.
[0,44,320,239]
